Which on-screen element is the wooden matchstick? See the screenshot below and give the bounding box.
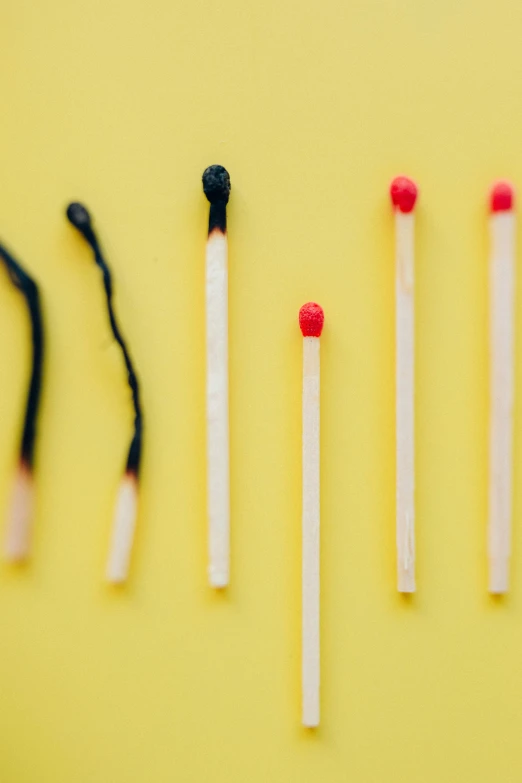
[299,302,324,728]
[202,165,231,589]
[66,202,143,584]
[0,245,44,561]
[390,176,418,593]
[488,181,516,593]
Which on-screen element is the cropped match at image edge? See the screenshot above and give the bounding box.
[0,243,44,562]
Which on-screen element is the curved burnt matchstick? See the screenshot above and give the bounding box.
[0,243,44,561]
[66,202,142,583]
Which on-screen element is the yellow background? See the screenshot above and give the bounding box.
[1,1,522,781]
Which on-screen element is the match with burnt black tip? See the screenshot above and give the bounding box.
[66,202,92,233]
[67,202,143,583]
[203,165,231,588]
[0,243,44,561]
[202,165,231,235]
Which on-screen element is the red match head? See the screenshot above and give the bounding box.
[299,302,324,337]
[490,181,514,213]
[390,176,418,213]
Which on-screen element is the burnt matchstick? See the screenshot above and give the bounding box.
[390,175,418,593]
[299,302,324,728]
[66,202,143,584]
[202,165,231,588]
[488,181,515,593]
[0,244,43,561]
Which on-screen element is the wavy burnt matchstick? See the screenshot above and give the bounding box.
[66,202,142,583]
[0,244,44,561]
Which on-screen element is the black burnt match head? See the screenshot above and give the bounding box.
[66,202,92,232]
[202,165,231,205]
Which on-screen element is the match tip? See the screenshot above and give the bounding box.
[299,302,324,337]
[66,202,92,231]
[202,165,231,205]
[390,176,418,213]
[490,181,514,213]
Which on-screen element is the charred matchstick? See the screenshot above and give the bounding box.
[203,165,231,588]
[66,202,143,583]
[0,244,43,561]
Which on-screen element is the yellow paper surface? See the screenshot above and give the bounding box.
[1,1,522,781]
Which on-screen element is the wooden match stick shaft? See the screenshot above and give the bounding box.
[106,474,138,583]
[488,210,515,593]
[302,335,320,727]
[206,230,230,588]
[4,463,34,561]
[395,211,416,593]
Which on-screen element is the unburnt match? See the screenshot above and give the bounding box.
[390,175,418,593]
[66,202,143,584]
[0,245,44,561]
[488,181,516,593]
[300,302,324,728]
[203,165,231,589]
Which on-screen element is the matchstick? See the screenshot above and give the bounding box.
[0,245,44,561]
[299,302,324,728]
[67,203,143,583]
[390,176,418,593]
[202,165,231,588]
[488,181,516,593]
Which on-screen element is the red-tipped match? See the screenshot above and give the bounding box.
[299,302,324,337]
[490,181,514,213]
[390,176,418,213]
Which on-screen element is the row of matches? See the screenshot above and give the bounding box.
[205,171,517,595]
[300,177,515,727]
[0,169,515,726]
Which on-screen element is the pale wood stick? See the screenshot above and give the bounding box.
[395,209,416,593]
[206,230,230,588]
[302,335,320,727]
[4,462,34,561]
[299,301,324,727]
[488,185,515,593]
[106,473,138,583]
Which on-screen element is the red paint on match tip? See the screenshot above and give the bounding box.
[299,302,324,337]
[490,181,514,213]
[390,176,418,213]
